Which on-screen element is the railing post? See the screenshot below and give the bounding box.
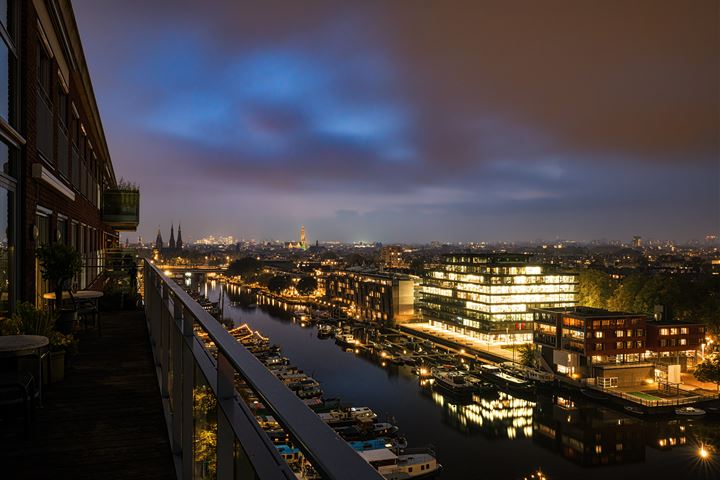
[171,301,184,456]
[216,352,236,480]
[159,286,170,397]
[181,310,195,480]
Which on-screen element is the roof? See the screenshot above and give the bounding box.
[358,449,398,463]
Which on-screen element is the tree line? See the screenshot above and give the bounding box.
[577,269,720,331]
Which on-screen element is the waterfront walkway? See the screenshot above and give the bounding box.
[0,310,175,479]
[400,322,517,363]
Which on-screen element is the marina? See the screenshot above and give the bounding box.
[199,277,720,479]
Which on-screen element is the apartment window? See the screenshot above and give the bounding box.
[595,331,603,339]
[680,328,689,335]
[0,0,16,125]
[626,329,632,337]
[36,42,52,102]
[626,341,633,349]
[636,341,643,349]
[616,330,624,338]
[637,329,643,337]
[670,328,678,335]
[660,328,669,336]
[680,338,687,346]
[616,342,624,349]
[595,343,603,351]
[660,339,667,347]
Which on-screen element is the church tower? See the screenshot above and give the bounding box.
[300,225,307,250]
[169,223,176,249]
[176,223,183,249]
[155,227,163,250]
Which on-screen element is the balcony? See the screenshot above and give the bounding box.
[102,190,140,231]
[2,259,382,478]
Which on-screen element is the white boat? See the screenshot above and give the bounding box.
[359,448,442,479]
[318,407,377,426]
[676,406,706,416]
[431,369,474,396]
[335,333,357,347]
[317,324,334,338]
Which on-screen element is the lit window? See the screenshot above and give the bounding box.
[680,328,688,334]
[660,328,669,336]
[679,339,687,346]
[595,331,603,339]
[616,330,624,338]
[670,328,678,335]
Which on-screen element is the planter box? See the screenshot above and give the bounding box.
[102,190,140,231]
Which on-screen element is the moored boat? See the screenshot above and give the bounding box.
[676,406,706,416]
[358,448,442,479]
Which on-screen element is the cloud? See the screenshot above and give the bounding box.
[73,0,718,243]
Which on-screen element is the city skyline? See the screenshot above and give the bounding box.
[75,0,718,244]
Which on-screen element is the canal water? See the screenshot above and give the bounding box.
[201,279,720,480]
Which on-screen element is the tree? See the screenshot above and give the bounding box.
[694,354,720,391]
[577,269,615,309]
[518,343,536,368]
[227,257,262,278]
[607,275,646,312]
[296,276,318,296]
[267,275,292,294]
[409,257,426,276]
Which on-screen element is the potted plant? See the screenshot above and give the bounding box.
[36,243,83,334]
[0,303,77,383]
[47,330,78,383]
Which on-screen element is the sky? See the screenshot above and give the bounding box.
[73,0,719,244]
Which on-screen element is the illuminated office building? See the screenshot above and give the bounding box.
[420,253,577,344]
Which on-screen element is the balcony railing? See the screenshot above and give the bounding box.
[102,190,140,231]
[143,259,382,480]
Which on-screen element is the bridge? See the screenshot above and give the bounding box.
[154,264,228,274]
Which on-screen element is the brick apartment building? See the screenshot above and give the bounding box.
[533,307,705,388]
[0,0,129,316]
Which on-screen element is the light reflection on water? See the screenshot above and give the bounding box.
[198,279,720,480]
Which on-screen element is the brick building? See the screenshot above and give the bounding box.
[533,307,705,388]
[0,0,128,316]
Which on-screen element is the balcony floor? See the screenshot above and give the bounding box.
[1,309,175,479]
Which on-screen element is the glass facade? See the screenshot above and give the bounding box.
[421,254,577,338]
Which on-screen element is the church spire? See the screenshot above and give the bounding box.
[169,223,176,249]
[155,226,163,250]
[176,223,183,249]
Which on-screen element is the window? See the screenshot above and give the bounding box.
[660,339,667,347]
[616,330,624,338]
[637,329,643,337]
[595,343,603,351]
[660,328,669,336]
[36,42,52,102]
[636,341,643,348]
[670,328,678,335]
[680,339,687,346]
[595,331,603,339]
[680,328,689,335]
[0,0,16,126]
[616,342,624,349]
[0,182,13,316]
[626,329,632,337]
[626,341,633,349]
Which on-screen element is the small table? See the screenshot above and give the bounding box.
[0,335,50,404]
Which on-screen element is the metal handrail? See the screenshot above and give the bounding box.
[143,259,382,480]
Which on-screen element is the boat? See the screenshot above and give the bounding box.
[336,333,357,348]
[624,405,645,415]
[348,436,408,452]
[676,406,706,416]
[317,324,334,338]
[431,369,475,397]
[334,422,400,440]
[358,448,442,479]
[478,364,533,392]
[319,407,378,427]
